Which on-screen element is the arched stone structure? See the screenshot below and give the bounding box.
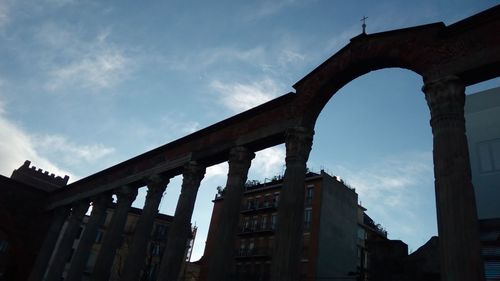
[28,5,500,281]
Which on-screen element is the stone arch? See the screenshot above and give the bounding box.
[271,6,500,281]
[290,8,500,125]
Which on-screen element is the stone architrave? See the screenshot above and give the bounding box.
[28,206,70,281]
[44,201,90,281]
[422,76,485,281]
[156,161,206,281]
[121,175,170,281]
[91,185,138,281]
[270,126,314,281]
[207,147,255,281]
[65,194,112,281]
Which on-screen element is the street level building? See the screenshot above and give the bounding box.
[465,87,500,280]
[200,170,366,281]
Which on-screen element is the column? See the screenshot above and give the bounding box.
[422,76,484,281]
[28,207,70,281]
[65,194,112,281]
[207,147,255,281]
[156,161,206,281]
[44,201,89,281]
[91,185,138,281]
[121,175,170,281]
[271,126,314,281]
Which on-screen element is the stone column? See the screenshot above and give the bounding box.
[207,147,255,281]
[65,194,112,281]
[422,76,484,281]
[121,175,170,281]
[44,201,89,281]
[91,185,138,281]
[28,207,70,281]
[271,126,314,281]
[156,161,206,281]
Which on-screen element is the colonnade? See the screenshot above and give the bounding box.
[30,76,483,281]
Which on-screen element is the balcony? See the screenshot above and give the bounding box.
[235,247,272,259]
[241,200,278,214]
[238,223,276,236]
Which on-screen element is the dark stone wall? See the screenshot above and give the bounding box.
[0,175,53,281]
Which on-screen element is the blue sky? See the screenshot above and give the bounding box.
[1,0,499,260]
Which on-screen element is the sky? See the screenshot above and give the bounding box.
[1,0,499,261]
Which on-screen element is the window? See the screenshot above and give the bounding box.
[248,240,255,255]
[261,215,268,229]
[477,139,500,173]
[154,224,167,238]
[274,193,280,206]
[247,197,255,209]
[240,240,246,256]
[251,216,258,231]
[150,243,161,256]
[304,208,312,230]
[271,213,278,230]
[243,217,250,231]
[305,186,314,204]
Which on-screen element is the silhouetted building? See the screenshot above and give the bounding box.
[200,170,384,281]
[51,204,195,281]
[0,161,68,281]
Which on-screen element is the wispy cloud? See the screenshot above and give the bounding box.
[0,0,10,29]
[251,146,286,178]
[245,0,301,20]
[165,46,266,72]
[36,23,132,92]
[33,134,115,165]
[46,48,129,91]
[210,78,283,113]
[0,99,75,180]
[325,151,436,247]
[45,0,78,7]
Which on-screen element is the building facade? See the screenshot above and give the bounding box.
[465,87,500,281]
[201,170,365,281]
[52,205,196,281]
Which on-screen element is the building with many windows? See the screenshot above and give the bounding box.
[200,170,373,281]
[51,204,196,281]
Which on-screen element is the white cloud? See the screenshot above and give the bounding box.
[34,134,115,165]
[210,78,282,113]
[326,151,436,246]
[36,23,132,92]
[333,152,433,208]
[46,48,129,91]
[251,146,286,178]
[0,101,75,180]
[0,95,115,181]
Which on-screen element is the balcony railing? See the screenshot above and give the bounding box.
[241,201,278,213]
[235,247,272,258]
[238,223,276,235]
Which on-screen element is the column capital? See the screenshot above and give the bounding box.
[181,161,206,187]
[285,126,314,164]
[228,146,255,169]
[90,193,112,211]
[145,174,170,196]
[115,185,138,205]
[422,75,466,130]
